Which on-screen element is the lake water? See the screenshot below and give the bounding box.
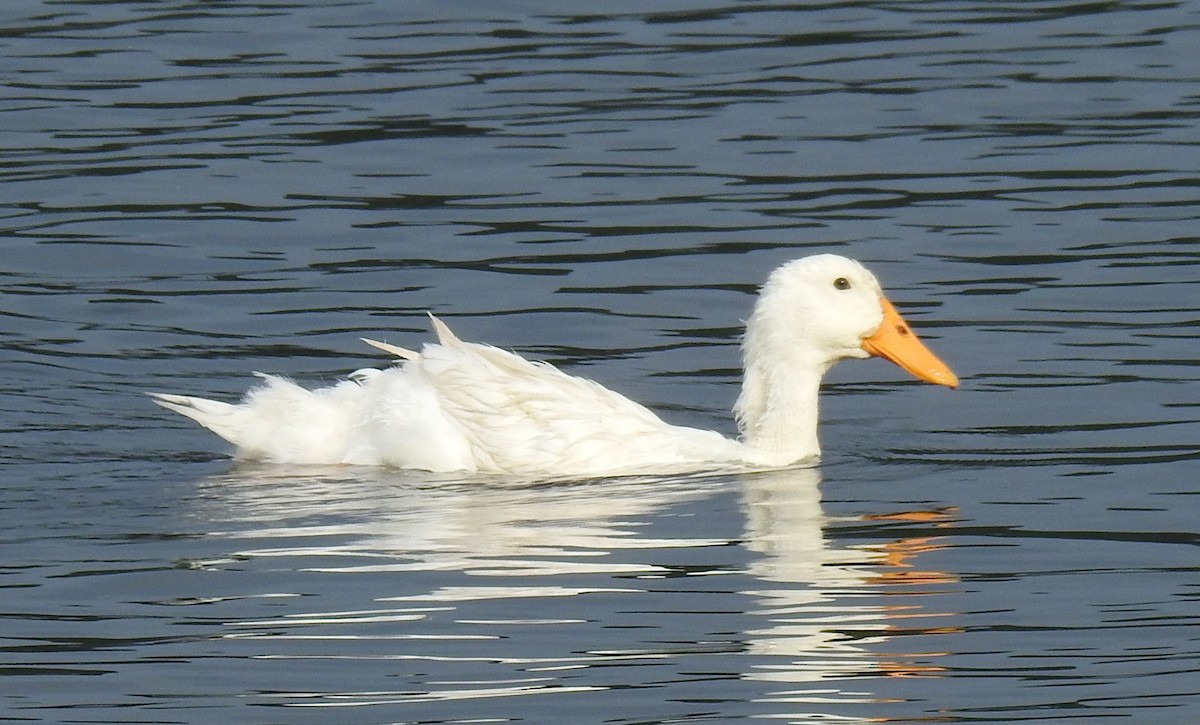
[2,1,1198,722]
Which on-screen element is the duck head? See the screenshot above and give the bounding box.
[735,254,957,464]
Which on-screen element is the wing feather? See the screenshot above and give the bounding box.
[414,319,737,474]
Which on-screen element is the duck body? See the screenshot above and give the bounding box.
[153,254,957,476]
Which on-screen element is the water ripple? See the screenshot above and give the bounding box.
[4,1,1200,722]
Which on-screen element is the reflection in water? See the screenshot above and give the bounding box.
[199,465,730,578]
[186,464,957,716]
[3,0,1197,720]
[740,468,958,718]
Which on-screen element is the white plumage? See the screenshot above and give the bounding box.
[152,254,957,476]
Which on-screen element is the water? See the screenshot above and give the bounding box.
[2,1,1199,722]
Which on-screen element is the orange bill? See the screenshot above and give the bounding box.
[861,296,959,388]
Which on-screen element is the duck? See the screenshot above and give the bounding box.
[151,254,957,476]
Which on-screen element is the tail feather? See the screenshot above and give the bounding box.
[149,392,247,445]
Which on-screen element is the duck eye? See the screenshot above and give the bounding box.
[833,277,851,290]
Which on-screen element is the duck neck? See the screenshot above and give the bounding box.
[733,292,838,467]
[735,351,828,467]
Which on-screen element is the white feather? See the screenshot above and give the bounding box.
[151,254,955,476]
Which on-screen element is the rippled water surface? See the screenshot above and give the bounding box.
[3,1,1199,723]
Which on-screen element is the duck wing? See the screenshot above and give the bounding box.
[373,316,740,475]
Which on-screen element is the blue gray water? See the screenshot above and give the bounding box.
[2,1,1198,723]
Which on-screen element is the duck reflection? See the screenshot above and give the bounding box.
[738,467,958,692]
[193,464,732,580]
[191,463,957,712]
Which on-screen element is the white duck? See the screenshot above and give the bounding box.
[152,254,957,476]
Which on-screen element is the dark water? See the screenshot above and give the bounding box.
[3,1,1199,722]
